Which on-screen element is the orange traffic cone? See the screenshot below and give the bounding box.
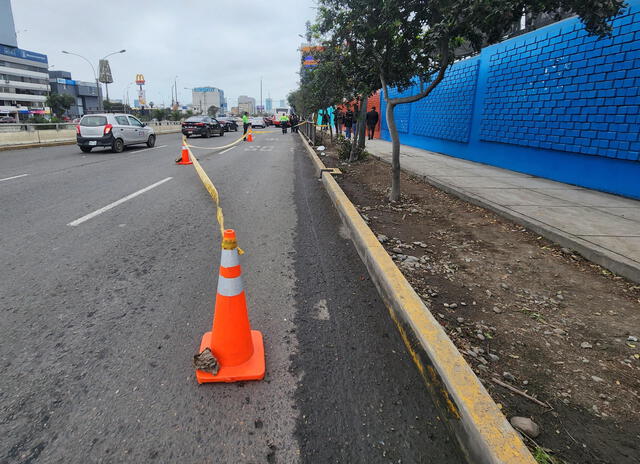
[246,127,253,142]
[195,229,265,383]
[176,143,192,165]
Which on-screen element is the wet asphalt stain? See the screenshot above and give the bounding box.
[290,144,464,463]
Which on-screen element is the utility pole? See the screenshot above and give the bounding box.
[260,76,263,115]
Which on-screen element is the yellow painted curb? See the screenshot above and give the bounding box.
[298,133,535,464]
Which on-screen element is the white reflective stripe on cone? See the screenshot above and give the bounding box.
[217,275,244,297]
[220,249,240,267]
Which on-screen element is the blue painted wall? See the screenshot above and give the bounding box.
[380,1,640,199]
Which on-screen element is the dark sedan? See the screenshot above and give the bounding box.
[181,116,225,138]
[216,117,239,132]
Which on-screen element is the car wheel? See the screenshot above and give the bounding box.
[80,146,92,153]
[146,134,156,147]
[234,127,238,132]
[112,138,124,153]
[203,129,210,138]
[220,128,225,136]
[186,134,191,138]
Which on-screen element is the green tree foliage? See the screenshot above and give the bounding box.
[207,105,219,117]
[314,0,626,200]
[46,93,76,118]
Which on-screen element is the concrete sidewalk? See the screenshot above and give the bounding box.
[365,139,640,283]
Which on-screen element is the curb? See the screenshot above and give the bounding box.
[298,134,535,464]
[0,140,75,151]
[369,153,640,284]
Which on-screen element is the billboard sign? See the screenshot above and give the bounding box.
[135,74,145,85]
[98,59,113,84]
[137,89,146,106]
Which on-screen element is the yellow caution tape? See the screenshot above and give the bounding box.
[183,135,244,254]
[186,133,246,151]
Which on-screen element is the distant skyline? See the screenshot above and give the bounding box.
[11,0,316,107]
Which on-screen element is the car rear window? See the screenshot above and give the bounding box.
[81,116,107,126]
[186,116,207,122]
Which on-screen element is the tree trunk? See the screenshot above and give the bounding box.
[357,96,368,150]
[386,100,401,201]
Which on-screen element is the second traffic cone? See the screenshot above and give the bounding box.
[176,143,192,165]
[195,229,265,383]
[246,127,253,142]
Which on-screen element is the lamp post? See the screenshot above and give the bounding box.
[61,50,100,111]
[62,49,125,112]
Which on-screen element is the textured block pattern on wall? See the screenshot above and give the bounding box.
[480,7,640,161]
[383,86,415,134]
[412,60,480,143]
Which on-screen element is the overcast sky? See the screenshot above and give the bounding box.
[11,0,317,108]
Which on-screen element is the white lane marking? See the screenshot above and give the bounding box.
[129,144,168,154]
[0,173,28,182]
[67,177,173,226]
[219,146,236,155]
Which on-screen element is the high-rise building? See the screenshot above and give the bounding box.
[279,99,286,108]
[238,95,256,114]
[49,70,101,117]
[191,87,226,115]
[265,97,273,112]
[0,0,50,119]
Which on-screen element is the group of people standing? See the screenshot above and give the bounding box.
[332,105,379,140]
[241,111,301,139]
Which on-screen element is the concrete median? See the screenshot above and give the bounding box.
[0,121,181,151]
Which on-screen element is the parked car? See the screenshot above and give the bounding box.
[263,117,273,126]
[181,116,225,138]
[76,113,155,153]
[0,116,16,123]
[250,117,266,129]
[217,117,238,132]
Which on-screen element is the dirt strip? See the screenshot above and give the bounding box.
[322,152,640,464]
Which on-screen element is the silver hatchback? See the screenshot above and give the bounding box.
[76,113,155,153]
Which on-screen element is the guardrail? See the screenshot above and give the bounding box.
[0,120,182,148]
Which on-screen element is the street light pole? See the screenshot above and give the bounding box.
[260,76,263,115]
[62,50,101,112]
[63,49,125,112]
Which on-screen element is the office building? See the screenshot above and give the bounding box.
[0,0,50,119]
[279,99,286,108]
[192,87,226,114]
[238,95,256,114]
[49,70,101,117]
[265,97,273,112]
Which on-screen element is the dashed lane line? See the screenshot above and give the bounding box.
[67,177,173,227]
[129,144,168,154]
[0,173,29,182]
[219,146,236,155]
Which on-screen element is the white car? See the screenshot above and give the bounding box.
[76,113,155,153]
[250,117,265,129]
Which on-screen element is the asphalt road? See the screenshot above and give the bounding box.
[0,129,463,463]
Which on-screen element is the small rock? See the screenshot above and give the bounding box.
[552,328,567,336]
[392,247,403,254]
[409,208,419,214]
[503,372,517,382]
[591,375,604,382]
[628,336,638,342]
[449,303,458,309]
[500,283,509,290]
[492,307,502,314]
[377,234,389,244]
[510,417,540,438]
[488,353,500,362]
[476,333,485,341]
[581,342,593,349]
[456,317,465,323]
